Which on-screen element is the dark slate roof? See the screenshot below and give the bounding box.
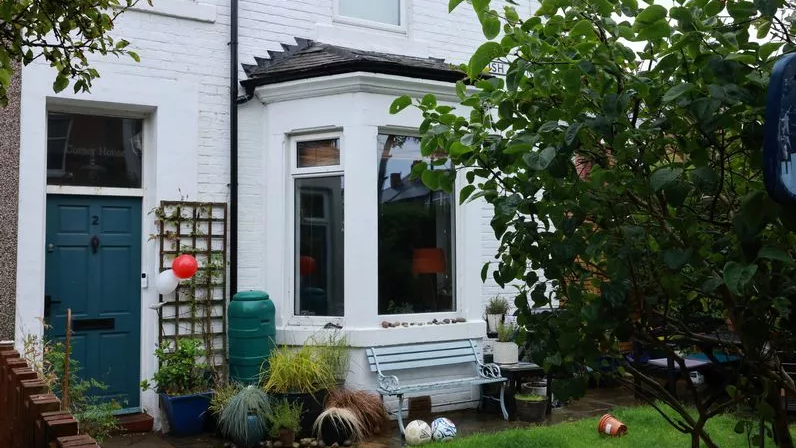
[241,38,466,92]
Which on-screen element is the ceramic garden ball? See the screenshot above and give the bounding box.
[431,417,457,441]
[404,420,432,446]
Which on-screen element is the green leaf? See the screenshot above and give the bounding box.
[460,184,476,204]
[702,277,724,293]
[650,167,683,192]
[482,16,501,39]
[565,122,583,145]
[538,121,559,133]
[636,19,671,41]
[759,42,782,61]
[468,42,504,78]
[570,19,597,40]
[663,83,695,102]
[664,248,693,270]
[450,141,472,157]
[449,0,466,12]
[636,5,667,24]
[523,146,557,170]
[53,74,69,93]
[421,169,441,190]
[704,0,724,14]
[421,94,437,108]
[0,68,10,88]
[689,166,719,192]
[455,81,467,100]
[723,261,758,295]
[390,95,412,114]
[727,0,756,18]
[481,263,490,282]
[128,51,140,63]
[757,247,793,264]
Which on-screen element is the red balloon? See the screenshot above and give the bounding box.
[172,254,199,279]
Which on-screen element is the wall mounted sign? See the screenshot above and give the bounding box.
[764,53,796,205]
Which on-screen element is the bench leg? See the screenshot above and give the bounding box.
[397,394,406,437]
[499,383,509,421]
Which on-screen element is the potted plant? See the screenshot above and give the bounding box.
[514,393,547,423]
[308,330,349,386]
[312,407,364,446]
[325,389,389,438]
[493,322,519,365]
[267,399,303,446]
[140,339,213,436]
[261,344,335,438]
[485,296,510,333]
[217,385,271,447]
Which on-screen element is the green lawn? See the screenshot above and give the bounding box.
[439,406,794,448]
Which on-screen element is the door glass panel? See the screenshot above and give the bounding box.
[46,112,144,188]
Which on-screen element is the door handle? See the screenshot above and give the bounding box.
[91,236,100,254]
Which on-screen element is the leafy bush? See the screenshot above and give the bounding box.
[140,338,211,396]
[36,338,121,442]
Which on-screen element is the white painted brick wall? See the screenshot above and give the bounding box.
[21,0,541,418]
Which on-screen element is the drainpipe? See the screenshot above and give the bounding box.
[229,0,239,296]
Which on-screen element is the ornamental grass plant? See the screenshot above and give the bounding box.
[325,389,389,437]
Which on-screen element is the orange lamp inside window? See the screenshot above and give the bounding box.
[412,248,445,275]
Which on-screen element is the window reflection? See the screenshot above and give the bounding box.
[378,135,454,314]
[46,112,143,188]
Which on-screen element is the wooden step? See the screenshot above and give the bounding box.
[116,412,154,433]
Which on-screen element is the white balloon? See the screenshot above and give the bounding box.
[155,270,180,295]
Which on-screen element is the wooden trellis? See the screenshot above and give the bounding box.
[154,201,227,374]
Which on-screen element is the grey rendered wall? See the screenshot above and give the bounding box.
[0,62,20,340]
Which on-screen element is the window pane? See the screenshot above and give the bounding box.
[296,176,345,316]
[377,135,454,314]
[339,0,401,26]
[297,139,340,168]
[46,112,143,188]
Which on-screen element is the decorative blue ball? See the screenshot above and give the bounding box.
[431,417,457,441]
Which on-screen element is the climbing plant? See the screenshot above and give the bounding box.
[396,0,796,446]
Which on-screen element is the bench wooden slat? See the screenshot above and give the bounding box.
[379,376,505,394]
[367,340,472,357]
[369,354,479,372]
[367,347,476,369]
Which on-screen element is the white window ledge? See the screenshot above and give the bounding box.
[128,0,216,23]
[275,320,486,347]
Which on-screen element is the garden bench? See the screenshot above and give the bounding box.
[366,339,508,435]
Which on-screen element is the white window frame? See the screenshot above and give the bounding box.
[287,131,345,326]
[333,0,408,34]
[44,107,146,197]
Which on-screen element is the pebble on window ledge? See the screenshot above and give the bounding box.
[379,317,465,328]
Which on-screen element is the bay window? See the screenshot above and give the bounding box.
[336,0,404,28]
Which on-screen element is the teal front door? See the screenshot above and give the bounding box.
[45,195,142,410]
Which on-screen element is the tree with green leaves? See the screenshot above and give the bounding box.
[0,0,146,106]
[393,0,796,446]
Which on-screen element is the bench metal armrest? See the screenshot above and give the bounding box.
[377,373,401,394]
[477,361,503,380]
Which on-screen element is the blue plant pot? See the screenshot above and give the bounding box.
[233,413,266,448]
[160,391,213,437]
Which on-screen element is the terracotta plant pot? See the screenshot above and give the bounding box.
[598,414,627,437]
[278,428,295,446]
[493,342,518,364]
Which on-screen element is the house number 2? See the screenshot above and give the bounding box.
[92,215,100,225]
